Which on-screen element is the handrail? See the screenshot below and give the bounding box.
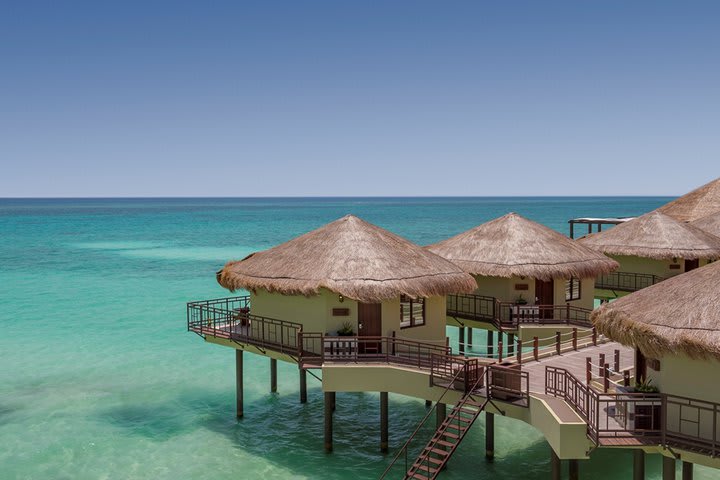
[595,271,664,292]
[379,361,475,480]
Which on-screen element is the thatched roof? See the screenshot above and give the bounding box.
[217,215,477,302]
[592,260,720,361]
[656,177,720,222]
[690,211,720,238]
[426,213,618,281]
[578,211,720,260]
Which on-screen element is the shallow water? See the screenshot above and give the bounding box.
[2,197,716,479]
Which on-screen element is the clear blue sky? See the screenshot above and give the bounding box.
[2,1,719,197]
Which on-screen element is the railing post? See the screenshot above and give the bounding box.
[498,341,503,363]
[555,331,561,355]
[603,363,610,393]
[614,349,620,373]
[586,357,591,385]
[599,353,605,377]
[623,370,630,387]
[516,338,522,364]
[566,302,570,324]
[592,327,597,346]
[572,328,578,351]
[533,337,539,361]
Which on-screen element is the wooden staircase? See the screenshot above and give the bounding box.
[404,394,488,480]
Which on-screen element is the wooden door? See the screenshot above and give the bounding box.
[535,279,555,319]
[685,259,699,272]
[358,303,382,354]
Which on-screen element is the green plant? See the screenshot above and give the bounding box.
[515,294,528,305]
[635,378,660,393]
[337,321,355,336]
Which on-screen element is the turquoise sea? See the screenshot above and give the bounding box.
[2,197,716,480]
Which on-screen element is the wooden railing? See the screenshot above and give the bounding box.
[187,296,303,355]
[446,294,592,330]
[545,366,720,456]
[596,271,664,292]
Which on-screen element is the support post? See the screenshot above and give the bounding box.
[569,459,579,480]
[508,333,515,356]
[236,349,244,418]
[485,412,494,461]
[324,392,333,453]
[467,327,473,348]
[459,326,465,355]
[380,392,389,453]
[572,328,578,351]
[614,349,621,373]
[586,357,592,384]
[270,358,277,393]
[425,399,432,408]
[516,338,523,364]
[633,450,645,480]
[599,353,606,376]
[498,341,504,363]
[436,403,447,429]
[624,370,631,387]
[682,461,693,480]
[592,327,597,346]
[488,330,494,357]
[533,336,539,361]
[663,456,676,480]
[299,368,307,404]
[551,449,561,480]
[604,363,610,393]
[556,331,561,355]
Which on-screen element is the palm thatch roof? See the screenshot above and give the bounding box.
[656,177,720,222]
[690,211,720,238]
[217,215,477,303]
[592,260,720,361]
[426,213,618,281]
[578,211,720,260]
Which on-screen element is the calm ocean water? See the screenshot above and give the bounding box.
[2,197,715,479]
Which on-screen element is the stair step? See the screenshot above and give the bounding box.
[418,454,444,465]
[435,439,455,448]
[458,407,479,415]
[424,447,450,457]
[441,431,460,440]
[408,472,431,480]
[413,462,439,474]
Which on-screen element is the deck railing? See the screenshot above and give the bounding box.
[187,296,303,355]
[595,271,664,292]
[545,366,720,455]
[447,294,592,330]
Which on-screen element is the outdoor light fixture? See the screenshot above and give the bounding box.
[338,294,344,303]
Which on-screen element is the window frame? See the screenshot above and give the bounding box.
[565,277,581,301]
[400,295,426,329]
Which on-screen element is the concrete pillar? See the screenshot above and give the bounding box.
[299,369,307,403]
[633,450,645,480]
[324,392,333,453]
[485,412,495,461]
[235,350,243,418]
[459,326,465,355]
[569,459,579,480]
[550,449,561,480]
[425,399,432,408]
[380,392,389,453]
[508,333,515,356]
[467,327,473,348]
[682,461,693,480]
[436,403,447,429]
[270,358,277,393]
[663,456,676,480]
[488,330,494,357]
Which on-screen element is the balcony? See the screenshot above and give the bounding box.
[596,271,664,292]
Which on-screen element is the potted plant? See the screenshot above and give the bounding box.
[633,379,661,431]
[515,294,528,305]
[336,321,355,336]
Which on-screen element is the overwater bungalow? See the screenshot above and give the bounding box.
[591,260,720,478]
[578,211,720,298]
[656,176,720,222]
[426,213,618,350]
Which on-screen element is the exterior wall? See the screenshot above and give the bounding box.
[474,274,594,310]
[251,288,447,343]
[652,354,720,404]
[612,255,712,279]
[552,277,595,311]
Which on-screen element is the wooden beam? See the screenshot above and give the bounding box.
[380,392,389,453]
[551,449,561,480]
[569,459,579,480]
[270,358,277,393]
[459,326,465,355]
[236,349,243,418]
[663,456,676,480]
[633,450,645,480]
[467,327,473,348]
[436,403,446,429]
[488,330,494,357]
[299,369,307,404]
[485,412,495,461]
[324,392,333,453]
[682,461,693,480]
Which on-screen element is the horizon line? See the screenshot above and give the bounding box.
[0,194,678,200]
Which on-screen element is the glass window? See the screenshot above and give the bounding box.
[400,295,425,328]
[565,278,581,301]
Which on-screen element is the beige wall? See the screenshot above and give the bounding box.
[251,288,447,342]
[474,275,594,310]
[612,255,712,279]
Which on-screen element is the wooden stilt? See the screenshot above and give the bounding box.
[436,403,446,429]
[299,369,307,404]
[551,449,561,480]
[459,326,465,355]
[380,392,389,453]
[682,461,693,480]
[663,456,676,480]
[467,327,473,348]
[270,358,277,393]
[569,459,579,480]
[425,399,432,408]
[236,350,244,418]
[324,392,333,453]
[633,450,645,480]
[485,412,495,461]
[508,333,515,356]
[488,330,494,357]
[331,391,336,411]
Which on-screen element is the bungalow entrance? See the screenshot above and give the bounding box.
[535,279,554,319]
[358,302,382,353]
